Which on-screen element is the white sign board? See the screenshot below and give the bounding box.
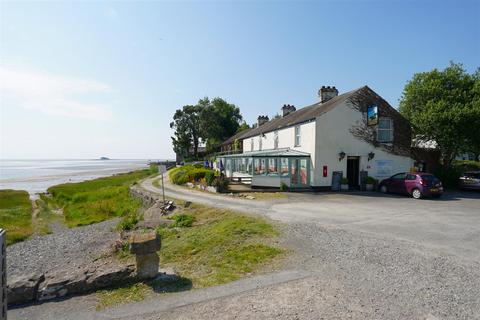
[376,160,393,179]
[159,165,167,174]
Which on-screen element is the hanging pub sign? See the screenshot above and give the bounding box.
[367,105,378,126]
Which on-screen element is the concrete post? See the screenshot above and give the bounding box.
[1,229,7,320]
[129,232,161,279]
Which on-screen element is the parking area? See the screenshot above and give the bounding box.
[269,190,480,262]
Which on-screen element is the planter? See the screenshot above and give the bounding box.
[340,184,349,191]
[366,184,374,191]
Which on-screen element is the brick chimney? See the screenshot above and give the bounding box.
[257,115,269,127]
[318,86,338,103]
[281,104,296,117]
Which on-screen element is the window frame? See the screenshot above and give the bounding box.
[274,130,279,149]
[377,118,393,143]
[259,135,262,151]
[294,125,301,147]
[250,138,254,152]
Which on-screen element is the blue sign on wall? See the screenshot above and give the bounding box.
[367,105,378,126]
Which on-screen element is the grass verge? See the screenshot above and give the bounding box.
[0,189,33,245]
[44,169,155,227]
[96,199,284,309]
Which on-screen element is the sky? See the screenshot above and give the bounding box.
[0,0,479,160]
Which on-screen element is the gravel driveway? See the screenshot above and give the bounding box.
[9,177,480,319]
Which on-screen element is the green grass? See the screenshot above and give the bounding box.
[158,203,284,287]
[0,189,33,245]
[45,169,154,227]
[96,199,284,309]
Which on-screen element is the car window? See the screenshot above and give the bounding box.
[464,172,480,179]
[420,175,435,183]
[392,173,406,180]
[406,174,416,180]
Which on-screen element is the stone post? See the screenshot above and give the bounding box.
[129,232,161,279]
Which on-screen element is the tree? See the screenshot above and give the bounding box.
[170,105,202,158]
[199,97,243,153]
[236,121,250,134]
[399,62,480,168]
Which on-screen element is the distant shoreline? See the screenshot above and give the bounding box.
[0,159,156,198]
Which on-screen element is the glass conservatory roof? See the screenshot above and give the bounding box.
[221,148,310,158]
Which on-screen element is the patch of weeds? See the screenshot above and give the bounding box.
[0,189,33,245]
[117,212,142,231]
[170,214,195,228]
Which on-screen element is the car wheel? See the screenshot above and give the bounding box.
[412,188,422,199]
[380,185,388,193]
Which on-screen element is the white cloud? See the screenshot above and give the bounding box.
[0,66,113,120]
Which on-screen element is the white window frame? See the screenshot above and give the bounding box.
[274,131,279,149]
[294,125,301,147]
[377,118,393,143]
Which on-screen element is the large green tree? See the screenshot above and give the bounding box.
[171,97,244,157]
[170,105,202,158]
[199,97,243,153]
[399,62,480,167]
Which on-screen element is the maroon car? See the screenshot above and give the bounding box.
[379,172,443,199]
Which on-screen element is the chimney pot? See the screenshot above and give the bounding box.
[281,104,296,117]
[318,85,339,103]
[257,115,269,126]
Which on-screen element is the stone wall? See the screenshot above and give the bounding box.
[130,185,158,207]
[7,263,135,306]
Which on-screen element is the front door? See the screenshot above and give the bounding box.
[290,158,308,188]
[347,156,360,188]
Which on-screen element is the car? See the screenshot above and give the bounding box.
[379,172,443,199]
[458,171,480,190]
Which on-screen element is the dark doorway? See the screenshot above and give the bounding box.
[347,156,360,188]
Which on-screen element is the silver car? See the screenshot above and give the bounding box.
[459,171,480,190]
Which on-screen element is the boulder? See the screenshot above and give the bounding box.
[7,273,44,306]
[130,232,161,255]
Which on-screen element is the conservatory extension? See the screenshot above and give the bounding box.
[219,148,311,189]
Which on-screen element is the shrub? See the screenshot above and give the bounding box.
[366,176,377,184]
[171,214,195,227]
[340,177,349,184]
[212,176,230,193]
[205,171,215,186]
[279,182,288,192]
[117,212,140,231]
[169,165,214,186]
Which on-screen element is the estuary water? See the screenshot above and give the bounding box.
[0,159,152,196]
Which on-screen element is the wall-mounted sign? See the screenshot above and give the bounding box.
[376,160,393,178]
[367,105,378,126]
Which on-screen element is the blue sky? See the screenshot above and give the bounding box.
[1,0,479,159]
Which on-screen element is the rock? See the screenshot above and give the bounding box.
[245,195,256,200]
[7,273,45,306]
[136,219,173,229]
[86,264,135,289]
[136,253,160,279]
[130,232,161,255]
[184,201,192,208]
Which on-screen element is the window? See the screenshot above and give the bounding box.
[391,173,406,180]
[268,158,279,175]
[259,136,262,151]
[294,125,301,146]
[406,174,416,180]
[280,158,289,176]
[250,138,254,152]
[377,118,393,143]
[274,131,279,149]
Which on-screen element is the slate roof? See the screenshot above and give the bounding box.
[220,127,254,146]
[224,86,367,143]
